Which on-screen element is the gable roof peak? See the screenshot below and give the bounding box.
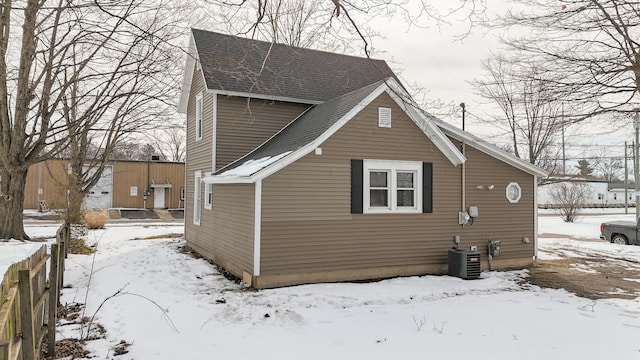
[189,28,400,103]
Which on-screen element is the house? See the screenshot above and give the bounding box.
[178,29,548,289]
[537,176,618,208]
[24,159,185,210]
[606,182,636,207]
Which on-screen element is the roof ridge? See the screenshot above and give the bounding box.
[191,27,388,63]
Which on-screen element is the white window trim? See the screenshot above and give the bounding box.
[506,182,522,203]
[195,92,203,141]
[193,171,202,225]
[204,183,213,210]
[363,159,422,214]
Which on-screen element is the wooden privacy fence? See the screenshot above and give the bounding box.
[0,223,69,360]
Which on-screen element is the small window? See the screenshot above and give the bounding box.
[180,187,185,201]
[378,107,391,128]
[204,183,213,210]
[194,171,202,225]
[506,182,521,203]
[195,93,203,140]
[363,160,421,213]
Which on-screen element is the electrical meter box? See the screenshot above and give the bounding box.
[488,240,501,257]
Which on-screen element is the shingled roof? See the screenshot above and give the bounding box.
[213,80,387,177]
[191,28,398,103]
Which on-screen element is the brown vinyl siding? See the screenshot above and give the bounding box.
[185,70,309,268]
[185,68,213,244]
[24,160,184,209]
[24,160,68,209]
[260,92,535,277]
[184,70,258,275]
[215,96,309,170]
[188,184,255,277]
[462,143,535,260]
[110,162,184,209]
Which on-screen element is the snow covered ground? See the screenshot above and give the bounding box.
[3,214,640,359]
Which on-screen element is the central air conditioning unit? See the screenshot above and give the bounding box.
[448,249,481,280]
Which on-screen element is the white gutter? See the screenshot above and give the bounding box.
[206,88,322,105]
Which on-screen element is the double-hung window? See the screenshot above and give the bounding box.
[193,171,202,225]
[204,183,213,210]
[195,93,203,140]
[363,160,422,213]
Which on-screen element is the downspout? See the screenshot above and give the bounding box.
[534,176,539,263]
[460,103,466,222]
[145,161,150,209]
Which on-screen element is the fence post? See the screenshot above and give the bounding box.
[47,244,60,358]
[0,340,9,360]
[56,223,69,295]
[18,270,36,360]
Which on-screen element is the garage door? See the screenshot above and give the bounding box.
[83,166,113,209]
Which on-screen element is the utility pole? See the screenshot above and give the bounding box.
[635,111,639,219]
[625,141,629,214]
[562,103,566,174]
[460,103,466,131]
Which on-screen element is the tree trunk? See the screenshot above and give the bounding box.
[66,171,84,224]
[0,167,30,240]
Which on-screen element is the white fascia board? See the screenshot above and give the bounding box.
[206,88,322,105]
[202,175,253,184]
[436,120,549,177]
[178,35,197,114]
[384,80,465,166]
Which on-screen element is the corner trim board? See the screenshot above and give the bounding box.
[212,94,217,171]
[533,176,539,261]
[253,179,262,276]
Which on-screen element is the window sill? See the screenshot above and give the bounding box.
[363,208,422,214]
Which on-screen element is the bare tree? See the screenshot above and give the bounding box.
[593,152,623,182]
[0,0,186,239]
[494,0,640,119]
[549,182,592,222]
[197,0,488,57]
[148,125,186,162]
[472,53,564,172]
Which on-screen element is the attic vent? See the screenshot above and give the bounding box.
[378,107,391,128]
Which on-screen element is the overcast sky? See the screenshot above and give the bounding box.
[367,1,509,135]
[366,1,632,161]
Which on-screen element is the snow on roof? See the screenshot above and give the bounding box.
[205,151,292,183]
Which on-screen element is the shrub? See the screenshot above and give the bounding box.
[548,182,592,222]
[83,210,108,229]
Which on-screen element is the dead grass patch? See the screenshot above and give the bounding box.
[527,258,639,300]
[142,233,184,240]
[83,210,108,229]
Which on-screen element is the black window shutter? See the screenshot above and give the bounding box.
[422,162,433,213]
[351,159,363,214]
